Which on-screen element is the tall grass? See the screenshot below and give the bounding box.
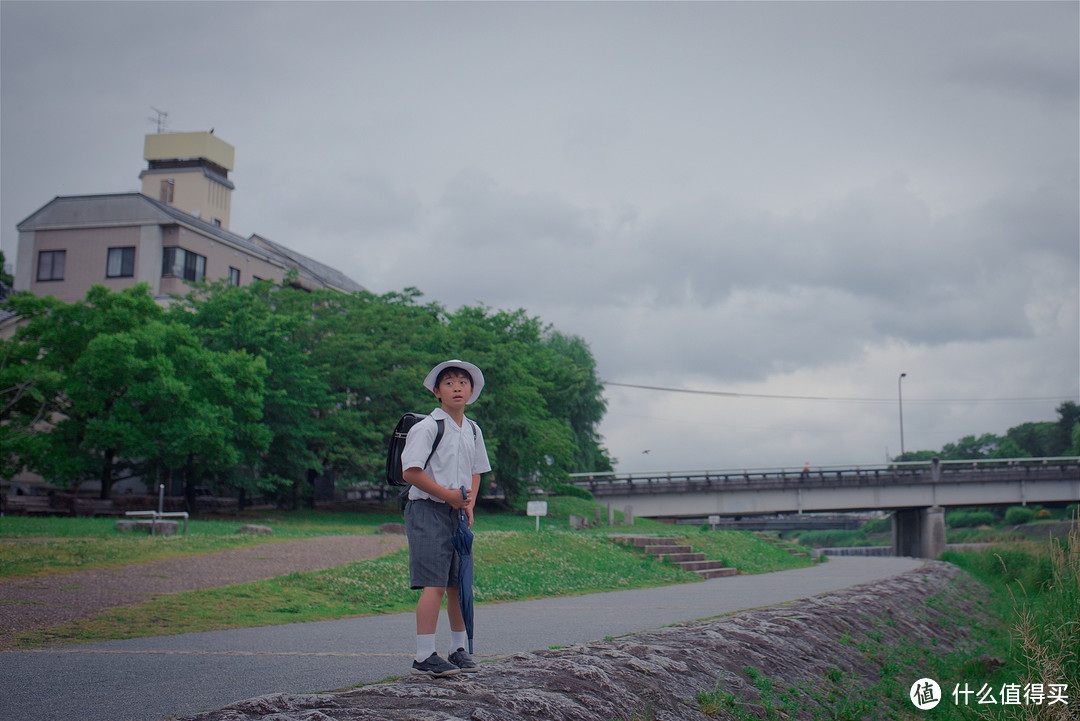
[941,516,1079,720]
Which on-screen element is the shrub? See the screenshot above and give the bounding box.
[1004,506,1035,525]
[546,482,593,500]
[946,509,996,528]
[796,529,868,548]
[860,516,892,535]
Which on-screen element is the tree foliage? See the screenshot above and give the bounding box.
[2,281,613,507]
[896,401,1080,462]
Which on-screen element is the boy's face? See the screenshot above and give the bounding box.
[433,371,473,412]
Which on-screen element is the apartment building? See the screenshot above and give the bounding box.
[10,131,363,308]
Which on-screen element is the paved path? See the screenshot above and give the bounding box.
[0,556,925,721]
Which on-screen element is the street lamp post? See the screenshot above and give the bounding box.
[898,372,907,459]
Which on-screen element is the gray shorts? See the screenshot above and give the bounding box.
[404,499,460,590]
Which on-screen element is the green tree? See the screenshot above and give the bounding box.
[894,449,939,463]
[105,321,271,512]
[308,288,449,498]
[0,250,14,288]
[991,437,1031,459]
[940,433,1002,460]
[1006,422,1059,458]
[2,285,166,495]
[1054,401,1080,456]
[443,305,610,501]
[1,311,63,479]
[2,285,269,506]
[175,279,332,507]
[541,331,614,473]
[3,279,615,509]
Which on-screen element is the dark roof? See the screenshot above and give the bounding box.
[17,193,364,294]
[250,234,365,294]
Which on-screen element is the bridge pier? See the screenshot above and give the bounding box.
[892,506,946,558]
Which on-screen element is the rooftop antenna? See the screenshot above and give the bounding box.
[149,107,169,134]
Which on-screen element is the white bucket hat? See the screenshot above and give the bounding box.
[423,359,485,404]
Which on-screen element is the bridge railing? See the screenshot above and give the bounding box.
[568,457,1080,495]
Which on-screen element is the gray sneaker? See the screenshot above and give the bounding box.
[448,647,478,673]
[412,652,460,677]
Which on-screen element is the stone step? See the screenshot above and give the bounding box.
[645,544,693,556]
[657,552,705,563]
[613,536,681,548]
[609,534,739,580]
[677,558,732,572]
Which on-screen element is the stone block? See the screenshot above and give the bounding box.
[239,524,273,535]
[115,519,178,535]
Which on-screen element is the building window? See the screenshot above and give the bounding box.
[160,179,175,204]
[106,247,136,278]
[161,247,206,283]
[37,250,66,281]
[228,267,240,286]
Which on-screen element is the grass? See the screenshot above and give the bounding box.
[695,516,1080,720]
[938,517,1079,721]
[680,529,813,574]
[0,509,414,577]
[3,497,817,648]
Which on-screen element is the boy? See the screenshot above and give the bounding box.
[401,359,491,677]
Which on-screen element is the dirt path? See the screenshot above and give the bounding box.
[0,534,408,649]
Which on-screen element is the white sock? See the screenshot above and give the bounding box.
[415,633,437,663]
[450,630,468,653]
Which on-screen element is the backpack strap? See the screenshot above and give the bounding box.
[424,419,445,471]
[400,418,445,501]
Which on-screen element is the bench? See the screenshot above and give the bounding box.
[122,510,189,535]
[1,494,56,515]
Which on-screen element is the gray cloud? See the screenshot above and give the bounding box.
[3,0,1076,471]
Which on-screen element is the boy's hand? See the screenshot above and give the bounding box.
[443,487,470,510]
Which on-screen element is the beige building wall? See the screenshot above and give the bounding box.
[18,226,152,304]
[160,227,287,295]
[142,169,232,229]
[144,132,235,171]
[15,221,291,305]
[141,131,235,229]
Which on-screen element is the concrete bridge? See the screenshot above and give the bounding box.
[570,457,1080,558]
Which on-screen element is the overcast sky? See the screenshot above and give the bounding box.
[2,1,1077,474]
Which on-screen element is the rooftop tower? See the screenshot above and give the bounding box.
[140,131,235,229]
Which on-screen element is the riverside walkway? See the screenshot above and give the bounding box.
[1,555,924,721]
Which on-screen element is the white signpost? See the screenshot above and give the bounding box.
[526,501,548,531]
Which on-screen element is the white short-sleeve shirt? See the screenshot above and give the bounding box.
[401,407,491,502]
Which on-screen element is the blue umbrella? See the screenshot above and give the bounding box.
[451,487,475,653]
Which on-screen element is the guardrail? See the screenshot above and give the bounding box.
[569,457,1080,495]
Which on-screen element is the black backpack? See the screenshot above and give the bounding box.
[385,413,480,488]
[385,413,445,487]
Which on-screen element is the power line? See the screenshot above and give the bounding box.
[602,381,1074,405]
